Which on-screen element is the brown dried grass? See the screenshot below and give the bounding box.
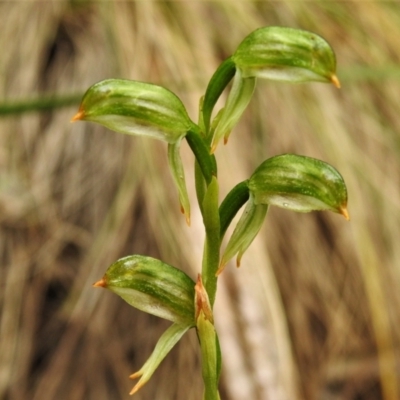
[1,1,399,400]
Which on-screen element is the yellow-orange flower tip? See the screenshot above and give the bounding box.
[194,274,213,323]
[339,206,350,221]
[223,136,229,145]
[129,383,143,396]
[215,263,225,276]
[180,205,191,226]
[93,278,106,288]
[236,256,242,268]
[70,110,85,122]
[129,371,142,380]
[210,144,217,154]
[331,74,341,89]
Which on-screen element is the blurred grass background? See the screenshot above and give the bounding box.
[1,1,400,399]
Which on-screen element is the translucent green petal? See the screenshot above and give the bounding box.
[211,70,255,152]
[168,140,191,225]
[129,323,191,395]
[219,196,268,274]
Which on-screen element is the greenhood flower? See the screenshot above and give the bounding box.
[233,26,340,86]
[218,154,348,273]
[93,255,196,395]
[72,79,195,143]
[207,27,340,151]
[72,79,194,224]
[249,154,349,218]
[93,255,196,326]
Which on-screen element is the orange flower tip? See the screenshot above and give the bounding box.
[331,74,341,89]
[194,274,214,323]
[236,257,242,268]
[215,263,226,277]
[179,205,191,226]
[129,384,142,396]
[223,136,229,145]
[339,206,350,221]
[93,278,107,288]
[129,371,142,380]
[71,110,85,122]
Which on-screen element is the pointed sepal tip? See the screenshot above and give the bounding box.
[195,275,213,324]
[339,205,350,221]
[215,263,225,277]
[129,379,145,396]
[331,74,341,89]
[93,278,106,288]
[71,110,85,122]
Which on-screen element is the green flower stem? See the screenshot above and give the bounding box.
[186,129,217,185]
[197,311,221,400]
[219,180,250,241]
[195,276,221,400]
[0,94,82,116]
[201,177,220,307]
[195,160,207,213]
[202,57,236,134]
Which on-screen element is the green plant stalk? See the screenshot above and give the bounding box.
[197,311,220,400]
[194,160,207,214]
[202,56,236,133]
[186,128,217,185]
[201,176,220,307]
[219,180,250,241]
[191,108,221,308]
[194,102,223,398]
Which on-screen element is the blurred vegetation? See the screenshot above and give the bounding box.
[1,1,399,400]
